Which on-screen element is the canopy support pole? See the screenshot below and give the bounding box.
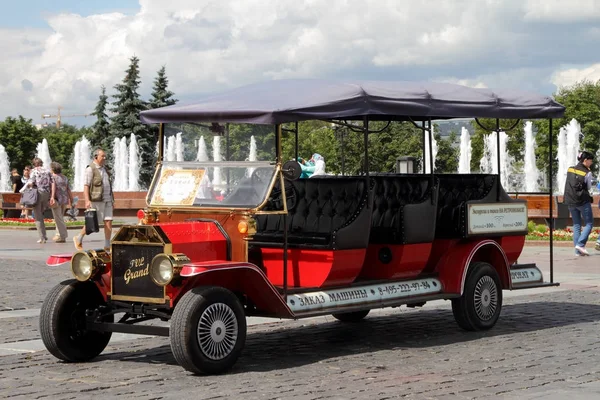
[294,122,299,161]
[363,116,370,207]
[422,121,426,174]
[341,129,345,176]
[548,118,554,282]
[428,118,434,174]
[158,123,164,161]
[277,123,289,301]
[428,118,435,204]
[496,119,501,201]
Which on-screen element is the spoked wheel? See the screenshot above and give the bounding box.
[332,309,370,322]
[170,287,246,375]
[452,262,502,331]
[39,279,113,362]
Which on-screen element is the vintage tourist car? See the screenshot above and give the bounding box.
[40,79,564,374]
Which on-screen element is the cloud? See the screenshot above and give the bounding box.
[524,0,600,22]
[0,0,598,125]
[551,64,600,88]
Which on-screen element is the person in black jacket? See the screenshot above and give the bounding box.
[563,151,594,256]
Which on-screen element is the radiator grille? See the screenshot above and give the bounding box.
[111,243,165,301]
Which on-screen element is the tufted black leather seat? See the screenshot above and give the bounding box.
[253,177,372,249]
[435,174,513,238]
[370,175,439,244]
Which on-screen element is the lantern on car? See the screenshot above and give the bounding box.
[149,253,190,286]
[71,249,111,281]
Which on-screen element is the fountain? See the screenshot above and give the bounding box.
[213,136,223,188]
[164,132,184,162]
[523,121,540,192]
[0,144,11,192]
[128,134,140,191]
[72,136,91,191]
[480,131,513,191]
[196,136,208,162]
[166,135,176,162]
[36,139,52,169]
[113,137,128,191]
[175,132,184,162]
[556,118,581,194]
[423,127,438,173]
[247,135,257,176]
[458,127,471,174]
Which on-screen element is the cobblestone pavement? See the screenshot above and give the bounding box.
[1,228,600,399]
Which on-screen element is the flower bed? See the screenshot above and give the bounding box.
[527,226,600,241]
[0,218,84,227]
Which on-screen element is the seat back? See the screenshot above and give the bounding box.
[254,177,372,249]
[370,174,438,244]
[435,174,500,238]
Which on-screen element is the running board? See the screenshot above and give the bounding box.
[88,321,170,337]
[510,263,558,289]
[287,277,443,316]
[510,282,560,290]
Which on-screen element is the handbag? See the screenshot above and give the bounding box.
[84,209,99,235]
[20,188,38,207]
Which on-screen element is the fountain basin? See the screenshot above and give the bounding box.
[3,191,600,223]
[1,191,147,217]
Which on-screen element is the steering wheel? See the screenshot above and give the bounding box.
[268,184,297,210]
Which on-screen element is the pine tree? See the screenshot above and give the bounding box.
[147,66,178,185]
[109,56,153,188]
[89,85,110,149]
[149,66,177,109]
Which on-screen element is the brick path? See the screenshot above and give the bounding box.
[1,228,600,399]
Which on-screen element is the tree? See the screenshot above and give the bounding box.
[534,80,600,187]
[0,116,43,169]
[149,66,177,109]
[43,123,87,181]
[109,56,152,187]
[435,131,459,173]
[147,66,178,183]
[89,85,110,149]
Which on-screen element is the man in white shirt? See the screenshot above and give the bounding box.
[73,148,114,252]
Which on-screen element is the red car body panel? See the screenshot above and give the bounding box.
[359,243,433,280]
[258,248,366,288]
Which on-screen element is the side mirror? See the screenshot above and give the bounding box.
[282,160,302,180]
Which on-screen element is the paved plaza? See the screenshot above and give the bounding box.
[0,227,600,399]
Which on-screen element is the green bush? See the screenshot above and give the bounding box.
[527,220,536,233]
[535,224,548,233]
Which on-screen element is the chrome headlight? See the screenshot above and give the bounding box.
[71,250,111,281]
[150,253,189,286]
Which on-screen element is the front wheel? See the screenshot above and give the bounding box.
[39,279,113,362]
[170,287,247,374]
[452,262,502,331]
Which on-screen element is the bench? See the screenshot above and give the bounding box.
[0,193,26,218]
[435,174,518,238]
[370,174,439,244]
[253,177,372,250]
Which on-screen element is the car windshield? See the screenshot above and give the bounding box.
[147,123,277,208]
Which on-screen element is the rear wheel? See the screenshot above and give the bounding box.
[39,279,113,362]
[452,262,502,331]
[170,287,247,374]
[332,309,370,322]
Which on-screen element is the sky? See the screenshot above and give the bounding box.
[1,0,600,127]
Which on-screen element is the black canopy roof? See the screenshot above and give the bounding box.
[140,79,565,125]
